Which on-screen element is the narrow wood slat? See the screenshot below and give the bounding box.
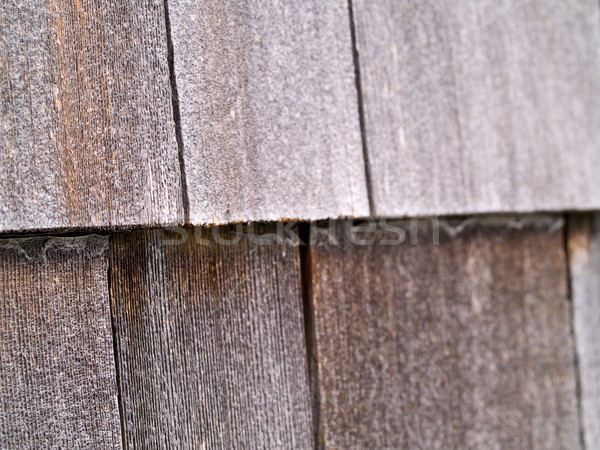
[0,235,121,448]
[0,0,183,232]
[308,218,580,448]
[568,213,600,448]
[168,0,369,224]
[110,226,313,448]
[353,0,600,216]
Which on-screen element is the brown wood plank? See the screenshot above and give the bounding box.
[352,0,600,216]
[110,225,313,448]
[167,0,369,224]
[0,0,183,232]
[308,217,580,448]
[0,235,121,448]
[568,213,600,448]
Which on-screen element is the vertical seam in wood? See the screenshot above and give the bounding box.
[564,214,586,449]
[163,0,190,224]
[107,236,127,449]
[299,223,322,449]
[347,0,375,216]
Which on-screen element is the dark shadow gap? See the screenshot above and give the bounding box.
[347,0,375,216]
[299,223,323,449]
[107,237,127,449]
[563,213,586,449]
[163,0,190,224]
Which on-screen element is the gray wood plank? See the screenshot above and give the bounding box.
[0,0,183,232]
[110,225,313,448]
[308,217,580,448]
[168,0,369,224]
[568,213,600,449]
[0,235,121,449]
[353,0,600,216]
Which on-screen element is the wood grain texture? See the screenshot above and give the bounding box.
[0,235,121,448]
[110,225,313,448]
[0,0,183,232]
[168,0,369,224]
[308,217,580,448]
[568,213,600,449]
[353,0,600,216]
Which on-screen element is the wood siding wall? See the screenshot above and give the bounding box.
[2,218,596,448]
[2,0,600,448]
[2,0,600,232]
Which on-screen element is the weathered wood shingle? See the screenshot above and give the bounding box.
[0,0,183,232]
[0,235,121,448]
[167,0,369,224]
[353,0,600,216]
[110,225,313,448]
[308,218,580,448]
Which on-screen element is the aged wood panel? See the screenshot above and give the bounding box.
[110,225,313,448]
[0,0,183,232]
[568,213,600,449]
[0,235,121,448]
[167,0,369,224]
[308,217,580,448]
[352,0,600,216]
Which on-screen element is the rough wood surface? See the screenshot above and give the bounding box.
[168,0,369,224]
[308,217,580,448]
[110,225,313,448]
[0,0,183,232]
[568,213,600,449]
[352,0,600,216]
[0,235,121,448]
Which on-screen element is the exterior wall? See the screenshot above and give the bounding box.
[2,1,600,448]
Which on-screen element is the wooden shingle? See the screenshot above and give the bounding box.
[308,217,580,448]
[0,235,121,448]
[167,0,369,224]
[0,0,183,231]
[110,225,313,448]
[353,0,600,216]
